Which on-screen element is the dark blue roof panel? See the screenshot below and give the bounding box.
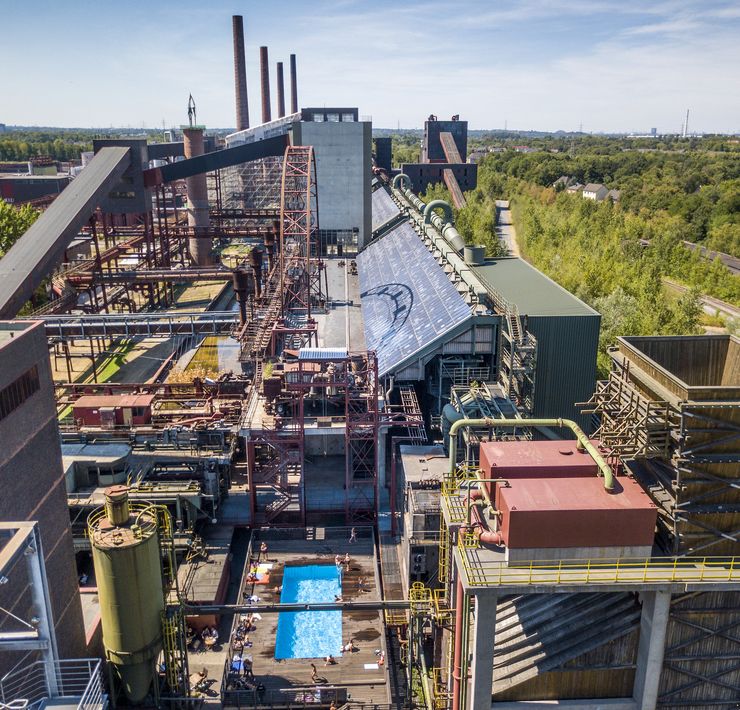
[357,221,471,376]
[371,188,400,231]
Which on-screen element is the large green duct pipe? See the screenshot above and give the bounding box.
[424,199,453,224]
[392,173,410,190]
[423,199,466,250]
[397,187,466,253]
[448,417,615,492]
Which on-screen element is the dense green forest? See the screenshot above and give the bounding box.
[0,200,39,256]
[411,139,739,373]
[0,130,95,161]
[480,146,740,256]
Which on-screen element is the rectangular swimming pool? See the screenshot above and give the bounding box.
[274,564,342,659]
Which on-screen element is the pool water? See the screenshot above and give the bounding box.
[274,564,342,659]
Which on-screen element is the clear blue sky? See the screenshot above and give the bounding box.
[1,0,738,133]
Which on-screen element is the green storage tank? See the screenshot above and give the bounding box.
[89,485,164,705]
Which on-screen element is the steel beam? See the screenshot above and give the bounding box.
[0,147,131,319]
[35,311,236,338]
[182,599,410,614]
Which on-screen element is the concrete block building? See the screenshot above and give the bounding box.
[0,321,85,668]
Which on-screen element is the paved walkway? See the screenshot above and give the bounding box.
[495,200,520,257]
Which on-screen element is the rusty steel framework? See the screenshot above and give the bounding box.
[279,145,323,319]
[245,352,380,525]
[345,352,380,523]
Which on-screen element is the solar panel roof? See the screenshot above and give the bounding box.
[357,221,471,376]
[371,188,400,231]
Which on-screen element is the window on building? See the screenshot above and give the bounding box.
[312,113,325,122]
[341,113,355,123]
[326,113,339,123]
[0,365,40,421]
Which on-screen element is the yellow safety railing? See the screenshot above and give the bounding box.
[87,501,160,541]
[438,514,450,586]
[430,667,451,710]
[161,608,188,695]
[432,588,451,622]
[384,607,409,627]
[455,533,740,587]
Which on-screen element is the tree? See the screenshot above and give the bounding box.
[0,201,39,256]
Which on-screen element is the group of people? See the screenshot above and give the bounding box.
[334,552,351,570]
[201,626,219,648]
[231,617,254,651]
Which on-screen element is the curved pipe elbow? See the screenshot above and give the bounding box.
[448,417,616,493]
[424,199,453,225]
[392,173,410,190]
[478,529,505,546]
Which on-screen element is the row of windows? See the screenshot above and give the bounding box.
[0,366,40,421]
[311,113,356,123]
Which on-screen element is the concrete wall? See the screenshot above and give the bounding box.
[401,162,477,194]
[0,322,86,669]
[423,120,468,163]
[294,120,372,249]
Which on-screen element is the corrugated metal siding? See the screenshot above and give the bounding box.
[527,313,601,430]
[298,347,348,360]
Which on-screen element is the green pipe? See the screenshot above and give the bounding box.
[424,199,453,225]
[392,173,410,190]
[448,417,615,492]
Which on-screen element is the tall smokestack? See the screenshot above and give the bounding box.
[289,54,298,114]
[183,127,213,267]
[232,16,249,131]
[260,46,271,123]
[276,62,286,118]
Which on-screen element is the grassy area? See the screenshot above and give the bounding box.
[183,336,222,377]
[95,340,137,382]
[172,281,228,310]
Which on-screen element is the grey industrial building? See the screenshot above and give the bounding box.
[225,107,372,250]
[364,183,599,427]
[471,257,600,425]
[0,321,86,669]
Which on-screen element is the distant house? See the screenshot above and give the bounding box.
[582,183,609,201]
[606,189,621,202]
[566,182,584,194]
[552,175,574,190]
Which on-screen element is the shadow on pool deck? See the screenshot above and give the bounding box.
[225,528,390,705]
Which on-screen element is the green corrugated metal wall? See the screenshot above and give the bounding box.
[527,313,601,431]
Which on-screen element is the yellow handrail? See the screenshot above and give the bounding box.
[454,537,740,587]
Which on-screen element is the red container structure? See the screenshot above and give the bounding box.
[71,394,154,428]
[496,476,657,551]
[479,439,604,500]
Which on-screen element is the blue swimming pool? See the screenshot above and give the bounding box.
[274,564,342,660]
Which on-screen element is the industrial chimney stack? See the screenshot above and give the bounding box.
[276,62,286,118]
[260,46,272,123]
[289,54,298,114]
[232,15,249,131]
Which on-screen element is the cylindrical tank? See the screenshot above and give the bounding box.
[89,486,164,704]
[463,245,486,265]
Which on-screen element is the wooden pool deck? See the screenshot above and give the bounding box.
[231,529,390,705]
